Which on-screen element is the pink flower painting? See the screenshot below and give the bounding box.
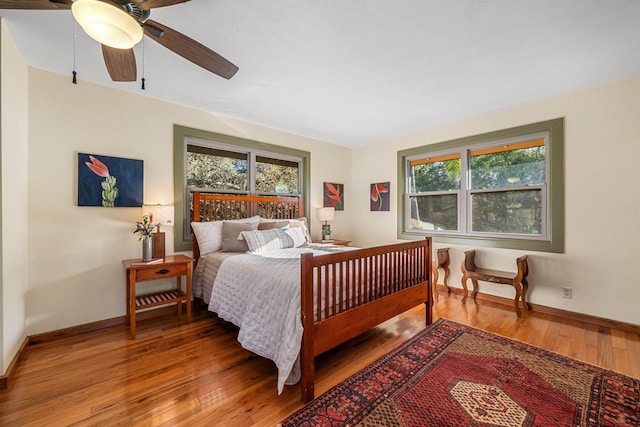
[323,182,344,211]
[371,182,390,211]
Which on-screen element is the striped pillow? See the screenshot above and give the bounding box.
[240,229,295,254]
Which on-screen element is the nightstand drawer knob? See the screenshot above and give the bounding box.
[156,269,170,275]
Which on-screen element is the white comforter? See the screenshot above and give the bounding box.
[197,245,351,394]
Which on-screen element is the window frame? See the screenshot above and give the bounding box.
[173,125,311,252]
[397,118,564,253]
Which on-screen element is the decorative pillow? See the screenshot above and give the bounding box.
[191,216,260,255]
[284,227,307,248]
[240,228,295,254]
[236,215,261,224]
[251,217,311,242]
[221,222,259,252]
[190,221,224,255]
[258,222,277,230]
[288,218,312,243]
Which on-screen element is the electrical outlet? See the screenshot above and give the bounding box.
[562,287,572,299]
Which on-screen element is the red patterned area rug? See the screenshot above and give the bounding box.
[281,318,639,427]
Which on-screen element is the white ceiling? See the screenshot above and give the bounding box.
[2,1,640,147]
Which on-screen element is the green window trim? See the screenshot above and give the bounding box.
[173,125,311,252]
[397,118,564,253]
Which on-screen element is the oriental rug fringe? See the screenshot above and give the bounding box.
[281,318,639,427]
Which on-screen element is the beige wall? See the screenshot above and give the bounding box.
[26,68,351,335]
[1,19,29,373]
[351,75,640,325]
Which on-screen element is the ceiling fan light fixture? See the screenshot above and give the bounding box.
[72,0,143,49]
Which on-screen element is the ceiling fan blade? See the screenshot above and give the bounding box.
[143,19,238,80]
[102,45,137,82]
[0,0,71,9]
[135,0,190,10]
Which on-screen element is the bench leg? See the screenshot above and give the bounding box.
[461,275,469,304]
[471,279,479,300]
[432,266,439,300]
[521,278,531,310]
[443,266,451,293]
[512,281,523,317]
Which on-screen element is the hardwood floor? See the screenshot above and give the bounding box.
[2,292,639,426]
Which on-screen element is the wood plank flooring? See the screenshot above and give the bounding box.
[1,292,639,426]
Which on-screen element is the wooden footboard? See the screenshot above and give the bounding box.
[299,237,432,402]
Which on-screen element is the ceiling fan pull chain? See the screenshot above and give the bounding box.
[141,38,146,90]
[72,16,78,85]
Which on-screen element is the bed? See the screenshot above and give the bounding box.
[191,192,433,402]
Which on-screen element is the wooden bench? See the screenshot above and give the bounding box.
[432,247,451,300]
[460,250,530,317]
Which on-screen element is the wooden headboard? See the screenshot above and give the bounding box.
[191,192,305,260]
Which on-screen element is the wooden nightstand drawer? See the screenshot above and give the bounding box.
[135,264,187,282]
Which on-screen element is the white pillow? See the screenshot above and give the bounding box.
[236,215,261,224]
[246,217,311,243]
[241,228,294,254]
[191,215,261,255]
[259,216,279,223]
[288,218,312,243]
[191,221,223,255]
[284,227,307,248]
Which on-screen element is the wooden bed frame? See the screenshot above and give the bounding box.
[191,192,432,402]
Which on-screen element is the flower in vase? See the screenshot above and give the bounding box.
[133,215,160,240]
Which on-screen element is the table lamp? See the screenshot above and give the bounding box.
[318,207,335,241]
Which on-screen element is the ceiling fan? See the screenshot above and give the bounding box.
[0,0,238,82]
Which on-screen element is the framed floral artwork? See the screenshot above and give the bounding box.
[371,182,390,211]
[78,153,143,207]
[323,182,344,211]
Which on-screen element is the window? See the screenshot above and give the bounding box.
[469,140,545,235]
[173,126,310,251]
[399,119,563,253]
[408,153,461,231]
[187,146,248,191]
[255,156,300,194]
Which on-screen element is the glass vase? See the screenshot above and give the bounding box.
[142,236,153,261]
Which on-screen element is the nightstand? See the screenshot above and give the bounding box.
[313,239,352,247]
[122,254,193,338]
